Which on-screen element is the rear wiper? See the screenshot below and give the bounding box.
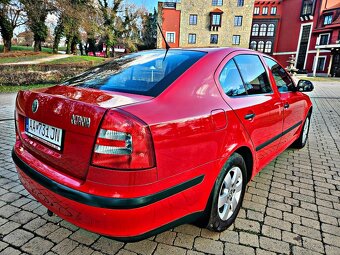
[157,22,171,61]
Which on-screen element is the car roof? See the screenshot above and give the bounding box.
[166,47,256,54]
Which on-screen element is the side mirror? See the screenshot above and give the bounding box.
[297,80,314,92]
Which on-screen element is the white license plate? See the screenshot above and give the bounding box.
[25,118,63,150]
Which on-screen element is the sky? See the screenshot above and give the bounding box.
[125,0,158,12]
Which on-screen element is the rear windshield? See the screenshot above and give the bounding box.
[63,50,206,97]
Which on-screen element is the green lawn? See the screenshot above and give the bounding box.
[0,84,55,93]
[0,53,51,64]
[44,55,106,65]
[0,45,54,53]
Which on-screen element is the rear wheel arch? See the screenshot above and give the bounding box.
[234,146,254,183]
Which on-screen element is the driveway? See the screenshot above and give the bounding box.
[0,81,339,255]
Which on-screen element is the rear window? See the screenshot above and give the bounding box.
[63,50,206,97]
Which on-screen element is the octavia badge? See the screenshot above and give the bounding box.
[71,114,91,128]
[32,99,39,113]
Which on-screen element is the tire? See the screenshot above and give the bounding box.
[206,153,247,232]
[292,112,311,149]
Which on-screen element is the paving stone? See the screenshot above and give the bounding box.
[0,204,20,218]
[262,225,281,240]
[235,218,260,233]
[35,222,59,236]
[125,240,157,255]
[21,236,54,255]
[282,231,302,246]
[200,228,220,240]
[69,229,99,245]
[3,229,34,247]
[155,231,176,245]
[247,210,264,222]
[255,248,276,255]
[194,237,223,255]
[293,224,322,241]
[23,217,47,232]
[323,233,340,248]
[224,242,255,255]
[52,238,79,254]
[68,244,95,255]
[174,224,201,236]
[47,227,72,242]
[325,245,340,255]
[9,210,37,224]
[292,246,323,255]
[219,230,239,244]
[0,240,9,251]
[259,236,290,254]
[91,236,124,255]
[186,251,205,255]
[302,237,325,253]
[321,223,340,237]
[0,247,21,255]
[0,221,20,235]
[174,233,195,249]
[154,243,186,255]
[116,249,138,255]
[264,216,291,231]
[239,232,259,247]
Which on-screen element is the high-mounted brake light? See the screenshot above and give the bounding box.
[92,109,155,170]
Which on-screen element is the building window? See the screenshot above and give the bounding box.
[212,14,222,26]
[319,34,330,45]
[316,57,326,71]
[252,24,259,36]
[250,41,257,50]
[258,41,265,52]
[234,16,243,26]
[324,15,332,25]
[166,32,175,43]
[188,34,196,44]
[237,0,244,7]
[262,7,268,15]
[301,0,315,16]
[232,35,240,45]
[212,0,223,6]
[259,24,267,36]
[264,41,272,53]
[271,7,277,15]
[254,7,260,15]
[267,24,275,36]
[189,14,197,25]
[211,34,218,44]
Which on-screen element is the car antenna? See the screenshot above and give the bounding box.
[157,22,170,61]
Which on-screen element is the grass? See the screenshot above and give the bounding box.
[44,55,106,65]
[0,53,51,64]
[0,84,55,93]
[0,45,54,53]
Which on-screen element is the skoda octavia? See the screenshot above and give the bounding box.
[12,48,313,241]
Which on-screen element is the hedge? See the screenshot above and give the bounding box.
[0,62,96,86]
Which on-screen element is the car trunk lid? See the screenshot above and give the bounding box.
[15,85,152,180]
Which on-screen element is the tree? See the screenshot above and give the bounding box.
[98,0,122,57]
[141,8,157,50]
[0,0,26,52]
[20,0,51,52]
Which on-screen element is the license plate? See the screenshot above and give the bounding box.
[25,118,63,150]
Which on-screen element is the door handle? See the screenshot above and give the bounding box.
[284,103,290,109]
[244,113,256,120]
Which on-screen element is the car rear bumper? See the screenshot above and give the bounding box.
[12,144,210,241]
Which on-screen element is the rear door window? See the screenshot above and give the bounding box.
[234,55,272,95]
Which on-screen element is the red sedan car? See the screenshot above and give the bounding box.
[12,48,313,241]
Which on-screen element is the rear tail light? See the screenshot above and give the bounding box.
[92,109,156,170]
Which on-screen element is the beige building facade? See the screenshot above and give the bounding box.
[158,0,255,49]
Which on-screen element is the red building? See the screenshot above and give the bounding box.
[158,2,181,48]
[251,0,340,77]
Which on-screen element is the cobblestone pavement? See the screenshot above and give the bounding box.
[0,81,339,255]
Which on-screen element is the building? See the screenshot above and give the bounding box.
[158,0,255,49]
[250,0,340,76]
[249,0,282,55]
